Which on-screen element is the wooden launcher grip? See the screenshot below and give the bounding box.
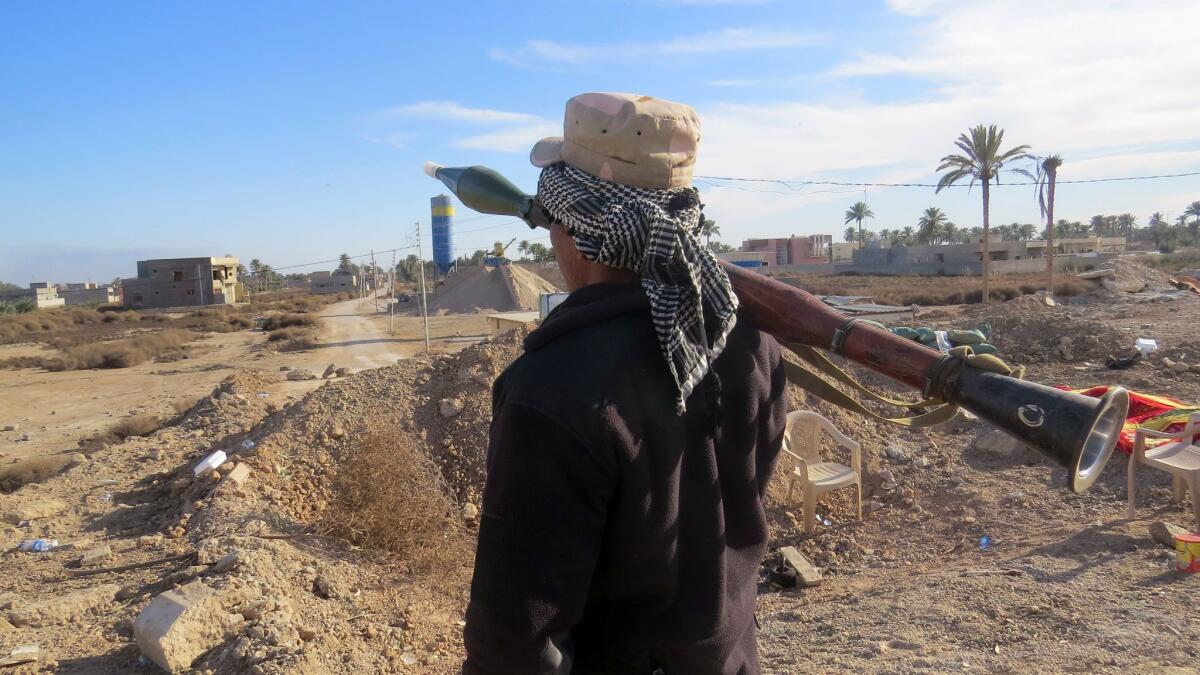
[719,261,945,393]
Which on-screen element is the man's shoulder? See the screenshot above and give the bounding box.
[502,310,660,398]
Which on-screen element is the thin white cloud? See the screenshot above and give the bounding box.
[357,101,555,154]
[381,101,542,124]
[691,1,1200,238]
[664,0,774,5]
[452,123,560,153]
[490,28,820,68]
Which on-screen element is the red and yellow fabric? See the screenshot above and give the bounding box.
[1057,385,1200,454]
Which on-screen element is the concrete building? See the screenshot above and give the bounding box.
[718,251,771,269]
[122,257,242,309]
[0,283,66,310]
[61,285,119,306]
[1024,236,1126,257]
[740,235,832,265]
[845,235,1128,275]
[311,273,357,294]
[831,242,860,263]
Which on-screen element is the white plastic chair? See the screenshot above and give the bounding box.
[782,410,862,535]
[1127,412,1200,531]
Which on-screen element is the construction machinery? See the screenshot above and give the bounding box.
[484,238,517,267]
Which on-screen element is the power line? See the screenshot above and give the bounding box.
[693,169,1200,190]
[270,245,418,272]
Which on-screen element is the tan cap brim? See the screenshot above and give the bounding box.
[530,136,565,168]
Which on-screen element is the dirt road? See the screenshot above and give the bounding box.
[0,294,492,462]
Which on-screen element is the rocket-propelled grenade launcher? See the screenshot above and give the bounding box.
[424,161,1129,494]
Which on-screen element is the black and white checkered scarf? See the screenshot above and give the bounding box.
[537,162,738,414]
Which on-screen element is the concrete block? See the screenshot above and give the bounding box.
[7,584,119,627]
[779,546,823,588]
[0,644,39,667]
[2,424,17,432]
[219,463,251,490]
[79,544,114,568]
[0,496,67,524]
[133,581,240,673]
[322,363,336,378]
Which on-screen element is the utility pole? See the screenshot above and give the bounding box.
[370,249,378,313]
[389,248,396,335]
[415,221,430,352]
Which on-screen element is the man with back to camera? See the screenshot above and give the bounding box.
[463,92,788,675]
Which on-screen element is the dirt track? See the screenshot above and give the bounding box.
[0,294,490,462]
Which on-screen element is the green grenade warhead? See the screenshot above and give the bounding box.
[423,162,549,229]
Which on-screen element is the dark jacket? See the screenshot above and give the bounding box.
[463,282,787,675]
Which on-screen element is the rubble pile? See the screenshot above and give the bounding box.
[970,301,1132,364]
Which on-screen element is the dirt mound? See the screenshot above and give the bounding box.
[1108,258,1176,291]
[425,266,514,314]
[420,264,562,315]
[507,264,561,310]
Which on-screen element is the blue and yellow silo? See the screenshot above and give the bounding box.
[431,195,454,275]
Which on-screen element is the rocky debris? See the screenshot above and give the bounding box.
[285,369,316,381]
[220,463,252,490]
[78,544,113,568]
[322,364,337,378]
[439,398,464,418]
[884,445,910,464]
[7,584,120,628]
[0,496,67,524]
[972,430,1028,458]
[1150,521,1188,549]
[211,551,241,574]
[133,581,241,673]
[335,367,350,377]
[312,574,349,601]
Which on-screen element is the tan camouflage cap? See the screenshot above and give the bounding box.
[530,92,701,190]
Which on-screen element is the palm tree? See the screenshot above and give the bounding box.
[1148,212,1168,250]
[844,202,875,247]
[936,125,1032,304]
[1033,155,1062,297]
[701,218,721,246]
[842,226,857,244]
[1186,201,1200,243]
[916,207,949,245]
[517,240,530,259]
[1114,213,1135,239]
[900,226,916,246]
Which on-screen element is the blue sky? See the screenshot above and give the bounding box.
[2,0,1198,283]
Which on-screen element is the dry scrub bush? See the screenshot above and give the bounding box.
[267,326,309,342]
[109,414,164,439]
[77,413,165,452]
[0,454,75,493]
[261,312,316,331]
[0,355,48,370]
[323,431,471,574]
[0,307,119,342]
[43,329,194,371]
